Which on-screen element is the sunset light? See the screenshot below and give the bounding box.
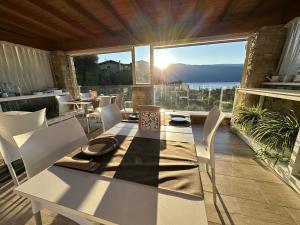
[154,50,174,69]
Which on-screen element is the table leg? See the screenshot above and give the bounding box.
[34,212,42,225]
[7,163,19,186]
[258,96,265,107]
[86,117,90,133]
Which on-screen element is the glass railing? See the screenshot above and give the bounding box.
[80,83,239,113]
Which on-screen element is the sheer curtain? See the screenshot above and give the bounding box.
[277,17,300,77]
[0,41,54,94]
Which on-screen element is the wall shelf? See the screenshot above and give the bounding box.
[262,82,300,87]
[237,88,300,102]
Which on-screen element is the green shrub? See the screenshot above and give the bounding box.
[233,106,266,133]
[233,106,299,165]
[251,110,299,164]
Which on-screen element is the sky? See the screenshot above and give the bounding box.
[97,41,247,66]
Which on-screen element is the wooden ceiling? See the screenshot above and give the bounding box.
[0,0,299,51]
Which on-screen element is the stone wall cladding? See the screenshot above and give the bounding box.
[50,51,79,98]
[235,25,287,108]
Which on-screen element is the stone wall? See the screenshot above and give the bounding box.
[234,25,287,108]
[49,51,79,98]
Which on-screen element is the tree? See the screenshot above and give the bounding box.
[74,55,98,86]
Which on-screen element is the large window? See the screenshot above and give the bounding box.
[73,50,133,103]
[134,45,151,84]
[74,51,132,86]
[153,41,247,112]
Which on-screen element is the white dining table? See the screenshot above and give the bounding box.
[14,121,208,225]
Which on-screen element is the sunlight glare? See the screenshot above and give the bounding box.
[155,51,174,70]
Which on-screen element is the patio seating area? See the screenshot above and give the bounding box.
[1,125,300,225]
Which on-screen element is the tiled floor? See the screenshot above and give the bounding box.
[1,125,299,225]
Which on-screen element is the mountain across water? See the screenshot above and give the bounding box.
[153,63,244,83]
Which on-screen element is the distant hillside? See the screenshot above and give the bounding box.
[153,63,243,83]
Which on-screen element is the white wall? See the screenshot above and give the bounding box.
[0,41,54,94]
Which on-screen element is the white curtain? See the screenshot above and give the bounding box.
[277,17,300,77]
[0,41,54,94]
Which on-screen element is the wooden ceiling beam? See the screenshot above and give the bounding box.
[55,12,286,51]
[0,5,73,39]
[54,32,130,51]
[0,29,51,50]
[131,0,156,40]
[131,0,155,28]
[179,0,207,39]
[97,0,140,43]
[0,7,71,41]
[0,21,54,42]
[156,0,177,42]
[283,0,300,22]
[247,0,264,17]
[27,0,98,38]
[0,1,78,40]
[218,0,235,21]
[251,0,289,18]
[63,0,114,35]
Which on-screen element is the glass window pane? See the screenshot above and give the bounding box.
[134,45,151,84]
[73,51,133,111]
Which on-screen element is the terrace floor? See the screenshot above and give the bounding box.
[1,125,300,225]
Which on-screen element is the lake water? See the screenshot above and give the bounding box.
[186,82,240,90]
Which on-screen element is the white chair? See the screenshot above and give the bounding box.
[13,117,92,225]
[101,104,123,131]
[85,107,102,133]
[115,94,125,111]
[138,105,161,131]
[0,108,47,186]
[55,94,84,117]
[97,95,112,107]
[86,95,120,132]
[89,90,98,99]
[80,92,91,100]
[197,106,225,204]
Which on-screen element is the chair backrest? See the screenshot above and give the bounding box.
[101,104,123,131]
[0,109,47,164]
[55,94,73,115]
[138,105,161,130]
[98,96,112,107]
[203,107,225,162]
[89,90,98,99]
[80,92,91,100]
[14,117,88,178]
[115,94,124,110]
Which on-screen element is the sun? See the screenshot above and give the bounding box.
[155,51,173,70]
